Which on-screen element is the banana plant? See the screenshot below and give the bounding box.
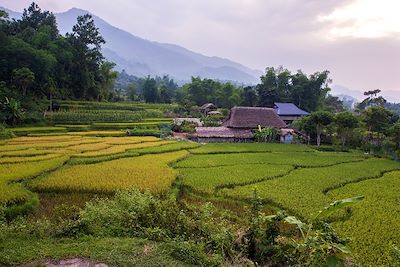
[264,196,364,266]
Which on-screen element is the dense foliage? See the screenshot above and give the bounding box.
[0,3,118,125]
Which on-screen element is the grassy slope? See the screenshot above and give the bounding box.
[0,235,190,267]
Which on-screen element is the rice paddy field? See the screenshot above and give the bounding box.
[1,132,400,266]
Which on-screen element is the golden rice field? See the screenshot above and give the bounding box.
[2,133,400,266]
[31,150,188,193]
[0,132,193,206]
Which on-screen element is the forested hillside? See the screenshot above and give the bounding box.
[0,3,117,102]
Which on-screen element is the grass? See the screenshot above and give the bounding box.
[30,151,189,194]
[0,236,188,267]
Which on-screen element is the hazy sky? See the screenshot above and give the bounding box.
[1,0,399,99]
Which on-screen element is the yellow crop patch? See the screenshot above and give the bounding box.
[66,142,112,153]
[0,148,54,157]
[0,154,64,164]
[31,150,189,193]
[75,141,174,157]
[0,156,69,204]
[101,136,160,145]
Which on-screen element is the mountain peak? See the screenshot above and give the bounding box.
[62,7,91,16]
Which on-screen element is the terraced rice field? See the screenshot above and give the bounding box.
[175,143,400,266]
[0,133,197,206]
[2,136,399,266]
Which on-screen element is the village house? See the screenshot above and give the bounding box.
[199,103,217,115]
[194,106,287,142]
[273,102,309,123]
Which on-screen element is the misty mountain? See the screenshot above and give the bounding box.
[4,7,261,84]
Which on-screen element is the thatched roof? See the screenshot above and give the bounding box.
[222,106,287,129]
[200,103,216,110]
[195,127,253,138]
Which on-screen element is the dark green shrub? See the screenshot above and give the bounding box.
[0,124,15,139]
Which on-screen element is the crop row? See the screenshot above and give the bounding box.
[30,151,189,194]
[175,151,366,168]
[46,108,167,124]
[219,158,400,217]
[73,141,174,158]
[69,141,200,165]
[328,171,400,266]
[56,100,177,111]
[189,143,315,154]
[0,156,69,205]
[90,121,170,130]
[179,163,294,194]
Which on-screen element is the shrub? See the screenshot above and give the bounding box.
[0,124,14,140]
[254,127,280,143]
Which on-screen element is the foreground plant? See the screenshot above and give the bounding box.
[248,190,364,266]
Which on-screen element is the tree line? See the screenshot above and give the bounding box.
[119,67,343,113]
[0,3,117,106]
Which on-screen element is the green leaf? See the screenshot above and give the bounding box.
[315,196,364,220]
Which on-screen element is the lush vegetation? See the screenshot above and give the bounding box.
[0,133,399,265]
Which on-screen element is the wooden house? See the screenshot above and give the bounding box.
[194,106,287,142]
[273,102,309,123]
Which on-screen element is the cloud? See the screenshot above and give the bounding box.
[1,0,399,98]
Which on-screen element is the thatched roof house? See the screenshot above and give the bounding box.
[193,106,287,142]
[222,106,287,129]
[200,103,217,115]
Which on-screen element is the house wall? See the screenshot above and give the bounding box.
[195,137,253,143]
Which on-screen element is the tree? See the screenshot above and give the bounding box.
[389,122,400,149]
[142,77,158,103]
[362,106,392,133]
[241,86,257,106]
[334,111,359,146]
[98,61,117,101]
[357,89,386,110]
[12,67,35,96]
[67,14,105,99]
[309,111,333,146]
[0,97,24,125]
[18,2,59,40]
[127,83,137,101]
[159,84,172,103]
[257,67,279,107]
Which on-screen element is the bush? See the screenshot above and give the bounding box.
[172,120,196,133]
[254,127,279,143]
[0,124,15,139]
[201,116,220,127]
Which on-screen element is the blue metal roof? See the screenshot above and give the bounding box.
[274,102,309,116]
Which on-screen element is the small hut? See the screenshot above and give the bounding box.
[200,103,217,115]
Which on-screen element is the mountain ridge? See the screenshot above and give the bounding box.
[2,6,261,84]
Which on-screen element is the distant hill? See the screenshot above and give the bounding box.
[4,7,261,84]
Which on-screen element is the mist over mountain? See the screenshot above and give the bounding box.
[4,7,261,84]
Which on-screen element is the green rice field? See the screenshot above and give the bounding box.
[1,133,399,266]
